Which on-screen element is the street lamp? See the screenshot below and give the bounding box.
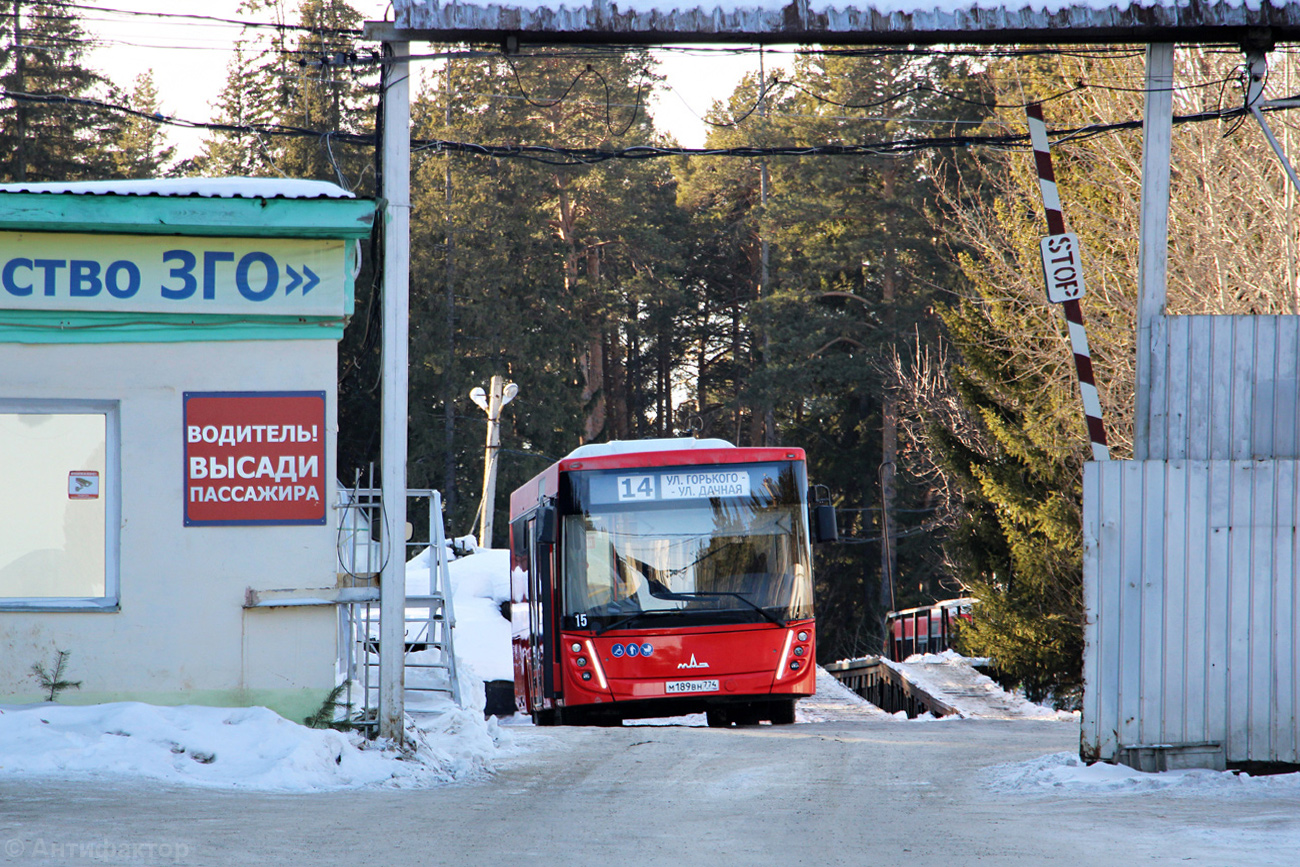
[471,375,518,547]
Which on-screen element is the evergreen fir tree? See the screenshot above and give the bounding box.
[392,49,685,541]
[199,0,374,182]
[673,51,992,660]
[0,0,125,181]
[197,42,263,176]
[906,47,1300,702]
[112,71,175,178]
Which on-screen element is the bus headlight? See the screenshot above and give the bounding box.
[583,639,608,690]
[797,631,809,642]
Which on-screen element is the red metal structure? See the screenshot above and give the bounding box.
[885,599,976,662]
[509,438,836,726]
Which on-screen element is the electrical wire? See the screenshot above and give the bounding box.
[29,1,364,36]
[502,55,598,110]
[500,55,656,136]
[782,78,1086,111]
[408,102,1277,165]
[2,63,1290,166]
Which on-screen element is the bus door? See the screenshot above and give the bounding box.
[526,509,557,711]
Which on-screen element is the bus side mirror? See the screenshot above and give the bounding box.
[813,504,838,544]
[539,506,557,545]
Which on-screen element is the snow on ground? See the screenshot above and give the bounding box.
[0,543,1087,792]
[798,665,891,722]
[0,702,514,792]
[403,539,513,715]
[989,751,1300,799]
[0,542,521,793]
[884,649,1076,721]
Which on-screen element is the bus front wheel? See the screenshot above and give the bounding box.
[769,699,797,725]
[706,705,762,727]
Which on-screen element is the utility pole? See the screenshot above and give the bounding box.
[758,49,776,447]
[470,376,518,547]
[14,0,27,182]
[879,166,899,621]
[442,59,458,519]
[1134,44,1174,460]
[878,459,896,617]
[378,39,411,744]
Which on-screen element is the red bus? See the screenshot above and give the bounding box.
[884,598,977,661]
[509,438,837,726]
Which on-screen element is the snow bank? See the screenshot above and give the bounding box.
[402,540,514,718]
[0,702,513,792]
[990,751,1300,799]
[798,667,890,722]
[0,543,521,791]
[886,650,1076,721]
[405,541,513,683]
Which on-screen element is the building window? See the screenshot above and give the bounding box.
[0,401,119,610]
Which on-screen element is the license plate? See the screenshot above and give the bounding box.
[665,679,720,694]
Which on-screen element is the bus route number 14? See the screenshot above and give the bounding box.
[618,475,656,501]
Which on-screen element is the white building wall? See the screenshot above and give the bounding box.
[0,340,340,722]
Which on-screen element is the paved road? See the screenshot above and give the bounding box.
[2,717,1297,866]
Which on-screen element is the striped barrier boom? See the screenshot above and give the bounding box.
[1026,103,1110,462]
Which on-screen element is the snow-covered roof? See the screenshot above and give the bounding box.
[0,178,355,199]
[382,0,1300,44]
[564,437,735,460]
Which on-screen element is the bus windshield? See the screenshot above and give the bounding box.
[560,462,813,630]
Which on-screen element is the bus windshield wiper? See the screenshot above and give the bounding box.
[645,586,787,628]
[593,610,666,635]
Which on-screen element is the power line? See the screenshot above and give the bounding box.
[3,82,1290,166]
[38,1,364,36]
[411,103,1281,165]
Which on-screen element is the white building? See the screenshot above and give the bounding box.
[0,179,374,723]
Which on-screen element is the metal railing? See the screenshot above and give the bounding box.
[824,656,956,719]
[335,482,461,730]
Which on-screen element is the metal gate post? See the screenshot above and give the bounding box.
[1134,43,1174,459]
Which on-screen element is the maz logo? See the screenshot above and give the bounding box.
[677,654,710,670]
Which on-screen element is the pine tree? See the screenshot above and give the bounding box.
[905,47,1300,702]
[0,0,125,181]
[112,72,175,178]
[673,52,993,660]
[198,42,263,176]
[198,0,373,183]
[275,0,370,183]
[392,49,688,541]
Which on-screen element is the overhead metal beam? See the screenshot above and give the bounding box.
[370,2,1300,47]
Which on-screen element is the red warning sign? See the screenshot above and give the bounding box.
[183,392,326,526]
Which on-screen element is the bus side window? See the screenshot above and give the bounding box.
[510,517,528,559]
[510,516,530,609]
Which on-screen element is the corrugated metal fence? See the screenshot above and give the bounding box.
[1083,459,1300,765]
[1147,315,1300,461]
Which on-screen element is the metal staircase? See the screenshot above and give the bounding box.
[337,485,461,731]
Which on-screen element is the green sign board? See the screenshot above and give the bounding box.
[0,232,348,318]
